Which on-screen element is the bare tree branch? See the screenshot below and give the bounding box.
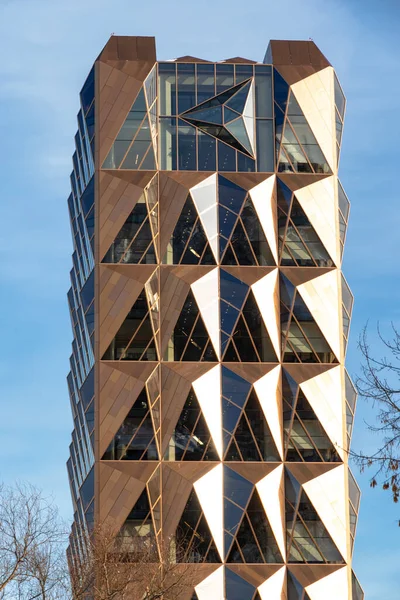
[353,324,400,506]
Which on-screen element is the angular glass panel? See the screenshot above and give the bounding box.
[284,389,340,462]
[177,490,221,563]
[184,105,223,124]
[287,489,344,564]
[102,291,157,361]
[103,89,147,169]
[301,144,330,174]
[225,81,251,113]
[224,498,244,537]
[166,290,217,361]
[338,181,350,221]
[349,469,361,512]
[280,197,333,267]
[224,466,253,508]
[164,194,216,265]
[118,488,154,548]
[281,278,337,363]
[224,106,240,124]
[273,69,289,112]
[219,176,247,213]
[334,74,346,119]
[80,67,94,115]
[352,571,364,600]
[226,118,253,155]
[220,269,249,309]
[102,194,156,264]
[345,370,357,412]
[225,568,256,599]
[102,388,158,460]
[165,388,219,461]
[342,275,353,316]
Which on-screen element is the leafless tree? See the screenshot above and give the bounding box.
[70,523,193,600]
[0,483,66,600]
[354,324,400,506]
[0,482,194,600]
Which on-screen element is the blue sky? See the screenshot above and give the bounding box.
[0,0,399,597]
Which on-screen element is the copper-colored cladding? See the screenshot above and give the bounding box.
[97,36,156,165]
[65,34,360,599]
[266,39,331,85]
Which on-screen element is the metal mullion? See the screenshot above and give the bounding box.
[138,433,157,460]
[227,337,242,362]
[245,512,266,563]
[241,311,262,362]
[181,412,202,459]
[118,215,151,263]
[179,313,201,360]
[279,144,297,173]
[117,113,149,169]
[238,215,259,265]
[243,411,264,461]
[138,239,156,264]
[178,216,200,263]
[294,411,326,462]
[184,512,204,558]
[288,218,318,267]
[290,311,322,363]
[138,141,153,170]
[296,512,328,563]
[120,309,152,360]
[138,334,157,361]
[285,120,315,173]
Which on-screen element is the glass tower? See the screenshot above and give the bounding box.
[66,36,363,599]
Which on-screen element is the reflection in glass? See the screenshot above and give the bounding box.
[165,389,219,461]
[102,292,157,361]
[177,63,196,113]
[176,490,221,563]
[102,388,158,460]
[159,63,176,115]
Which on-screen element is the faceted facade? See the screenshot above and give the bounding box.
[66,36,363,599]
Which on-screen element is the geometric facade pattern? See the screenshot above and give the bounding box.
[65,36,362,599]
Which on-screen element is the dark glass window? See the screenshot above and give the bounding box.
[178,119,197,170]
[177,63,196,113]
[255,65,273,118]
[80,67,94,115]
[216,64,234,93]
[198,131,216,171]
[102,388,158,460]
[196,64,215,103]
[79,467,94,511]
[256,119,274,171]
[218,141,236,171]
[235,65,253,84]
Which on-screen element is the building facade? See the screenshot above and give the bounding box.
[66,36,363,599]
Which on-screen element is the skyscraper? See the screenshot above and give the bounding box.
[66,36,363,599]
